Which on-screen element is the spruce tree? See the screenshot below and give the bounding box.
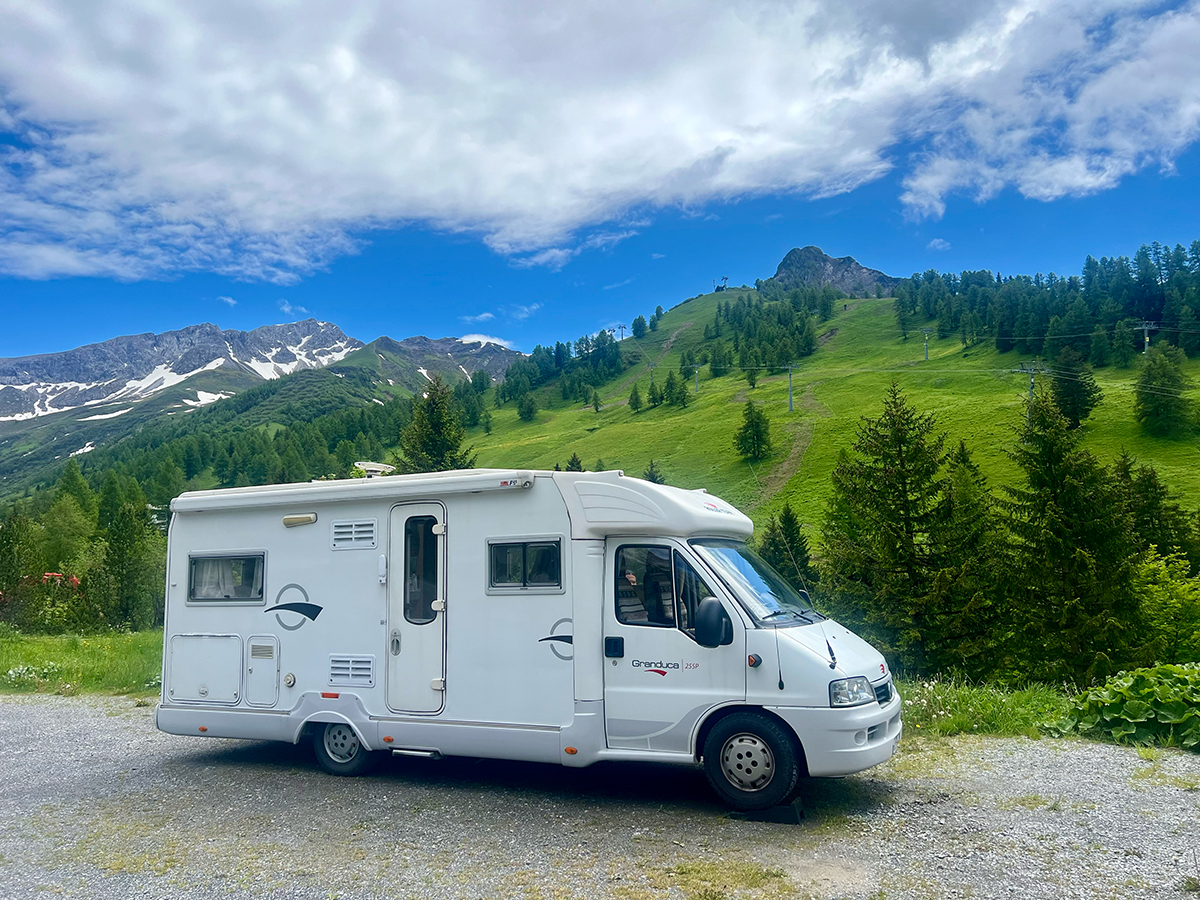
[642,459,666,484]
[1002,391,1142,682]
[592,390,602,413]
[1050,346,1103,428]
[565,453,584,472]
[1089,326,1111,367]
[648,380,663,407]
[628,383,642,413]
[733,401,772,460]
[757,502,816,590]
[1134,344,1193,436]
[631,315,647,338]
[396,375,477,472]
[819,384,948,670]
[517,395,537,422]
[55,459,96,521]
[1112,320,1136,368]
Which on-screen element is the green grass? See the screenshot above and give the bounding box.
[468,291,1200,540]
[895,677,1072,738]
[0,625,162,695]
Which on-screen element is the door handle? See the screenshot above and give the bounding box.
[390,631,401,655]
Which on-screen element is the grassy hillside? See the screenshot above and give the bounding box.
[470,290,1200,543]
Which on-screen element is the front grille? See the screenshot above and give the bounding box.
[874,680,892,705]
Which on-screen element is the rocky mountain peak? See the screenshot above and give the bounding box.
[767,246,900,297]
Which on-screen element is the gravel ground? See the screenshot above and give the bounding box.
[1,695,1198,900]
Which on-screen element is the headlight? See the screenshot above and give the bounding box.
[829,676,874,707]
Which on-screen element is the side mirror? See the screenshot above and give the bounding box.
[695,597,733,648]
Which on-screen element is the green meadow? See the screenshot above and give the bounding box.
[471,289,1200,540]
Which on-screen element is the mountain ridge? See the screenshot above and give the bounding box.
[765,245,900,297]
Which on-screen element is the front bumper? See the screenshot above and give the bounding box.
[767,687,902,777]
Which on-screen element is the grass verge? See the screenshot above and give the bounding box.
[895,677,1072,738]
[0,625,162,695]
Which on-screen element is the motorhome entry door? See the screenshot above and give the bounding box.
[387,503,447,714]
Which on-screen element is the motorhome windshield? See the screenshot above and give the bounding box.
[690,539,823,626]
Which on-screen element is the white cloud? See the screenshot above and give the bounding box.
[460,311,495,323]
[927,238,952,251]
[459,333,515,349]
[510,303,541,320]
[651,253,666,259]
[278,299,310,317]
[603,277,634,290]
[0,1,1196,281]
[217,295,236,306]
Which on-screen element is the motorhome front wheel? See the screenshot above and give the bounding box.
[702,713,800,811]
[312,722,382,776]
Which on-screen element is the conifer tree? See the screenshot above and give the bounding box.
[592,391,602,413]
[55,459,96,521]
[396,375,477,472]
[631,315,647,338]
[1089,326,1111,367]
[757,502,816,590]
[628,382,642,413]
[733,401,772,460]
[1134,344,1193,436]
[648,380,663,407]
[517,395,537,422]
[642,459,666,484]
[1112,320,1136,368]
[1002,390,1142,682]
[566,453,584,472]
[1050,346,1102,428]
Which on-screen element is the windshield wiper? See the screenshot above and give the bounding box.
[760,609,814,624]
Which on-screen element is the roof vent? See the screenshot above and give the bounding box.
[332,519,377,550]
[354,461,395,479]
[329,655,374,687]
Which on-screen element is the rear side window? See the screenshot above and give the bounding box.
[489,540,562,589]
[189,555,264,602]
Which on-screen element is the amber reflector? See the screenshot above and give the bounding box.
[564,747,578,755]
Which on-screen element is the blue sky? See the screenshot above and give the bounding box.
[2,2,1199,357]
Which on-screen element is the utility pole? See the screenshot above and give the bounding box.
[1139,320,1157,354]
[921,328,933,361]
[1012,360,1046,425]
[695,368,700,393]
[787,366,794,412]
[648,363,655,385]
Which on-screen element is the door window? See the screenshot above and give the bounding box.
[615,546,675,626]
[674,552,717,637]
[404,516,438,624]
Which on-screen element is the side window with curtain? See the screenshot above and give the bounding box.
[673,551,716,637]
[405,516,438,625]
[189,555,264,602]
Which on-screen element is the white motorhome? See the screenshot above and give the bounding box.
[157,468,901,810]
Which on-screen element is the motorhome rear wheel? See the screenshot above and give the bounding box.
[702,712,800,811]
[312,723,381,776]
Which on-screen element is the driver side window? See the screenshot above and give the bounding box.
[614,545,719,642]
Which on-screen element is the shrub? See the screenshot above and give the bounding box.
[1056,663,1200,748]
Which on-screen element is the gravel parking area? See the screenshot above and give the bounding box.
[1,695,1198,899]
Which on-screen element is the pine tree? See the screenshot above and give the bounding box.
[517,395,537,422]
[55,459,96,521]
[744,367,758,389]
[818,385,949,670]
[642,460,666,484]
[1050,346,1102,428]
[757,502,816,590]
[566,453,584,472]
[1112,320,1136,368]
[592,391,602,413]
[628,383,642,413]
[648,380,663,408]
[1002,391,1142,682]
[631,315,647,338]
[1089,326,1111,367]
[396,375,477,472]
[733,401,772,460]
[1134,344,1193,437]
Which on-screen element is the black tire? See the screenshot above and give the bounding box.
[311,722,382,776]
[702,712,800,811]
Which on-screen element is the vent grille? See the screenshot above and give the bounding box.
[874,680,892,705]
[329,655,375,687]
[250,643,275,660]
[331,519,377,550]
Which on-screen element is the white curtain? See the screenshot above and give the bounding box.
[193,558,233,599]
